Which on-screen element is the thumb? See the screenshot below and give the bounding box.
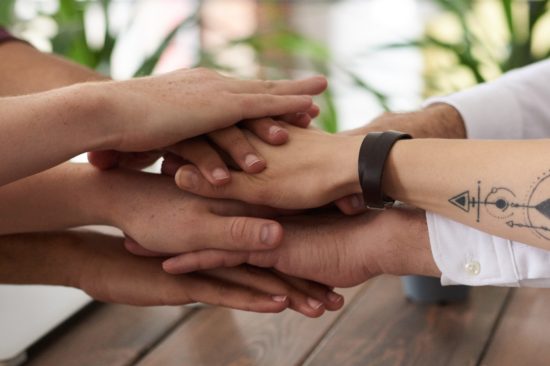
[334,194,367,215]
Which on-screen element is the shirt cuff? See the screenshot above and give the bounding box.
[427,211,550,287]
[423,80,523,140]
[426,211,520,287]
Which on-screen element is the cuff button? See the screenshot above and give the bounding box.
[465,260,481,276]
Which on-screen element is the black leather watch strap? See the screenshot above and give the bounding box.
[358,131,412,209]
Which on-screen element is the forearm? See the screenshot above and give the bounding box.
[0,83,114,186]
[382,139,550,251]
[0,41,108,96]
[0,163,112,234]
[0,231,83,286]
[0,41,114,185]
[343,104,466,139]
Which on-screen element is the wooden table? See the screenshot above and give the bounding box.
[23,276,550,366]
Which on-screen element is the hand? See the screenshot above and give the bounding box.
[0,231,342,317]
[97,168,294,254]
[91,68,326,153]
[162,208,441,288]
[171,124,364,210]
[87,97,322,176]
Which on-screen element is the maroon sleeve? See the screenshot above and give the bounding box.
[0,27,25,45]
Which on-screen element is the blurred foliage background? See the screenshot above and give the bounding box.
[1,0,549,132]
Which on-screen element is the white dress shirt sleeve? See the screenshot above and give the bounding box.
[423,59,550,287]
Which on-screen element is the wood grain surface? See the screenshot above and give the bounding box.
[304,276,510,366]
[25,303,193,366]
[136,286,367,366]
[481,288,550,366]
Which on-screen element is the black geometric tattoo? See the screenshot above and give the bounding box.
[448,171,550,240]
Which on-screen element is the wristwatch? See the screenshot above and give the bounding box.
[358,131,412,209]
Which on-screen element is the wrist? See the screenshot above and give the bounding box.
[77,165,127,228]
[0,232,85,287]
[422,103,466,139]
[61,82,120,151]
[365,209,440,277]
[330,134,364,198]
[84,169,167,231]
[344,104,466,139]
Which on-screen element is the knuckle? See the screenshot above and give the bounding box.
[228,217,254,245]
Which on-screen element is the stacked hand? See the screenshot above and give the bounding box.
[124,207,439,288]
[0,231,342,317]
[87,69,327,180]
[167,124,364,209]
[1,42,445,320]
[100,108,440,308]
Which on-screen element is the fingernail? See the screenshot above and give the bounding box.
[245,154,262,168]
[307,297,324,310]
[327,291,343,303]
[212,168,230,181]
[269,125,284,136]
[177,170,199,190]
[260,224,279,246]
[272,295,287,303]
[350,195,363,209]
[162,258,178,272]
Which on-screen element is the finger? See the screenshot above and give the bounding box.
[236,94,313,120]
[308,104,321,118]
[163,250,339,315]
[118,151,162,170]
[160,153,186,176]
[171,212,284,253]
[168,138,231,186]
[241,118,289,146]
[208,126,266,173]
[234,75,328,96]
[163,250,250,274]
[178,274,289,313]
[279,104,320,126]
[203,266,325,318]
[272,270,344,312]
[208,198,298,219]
[334,194,367,215]
[87,150,122,170]
[175,165,258,205]
[280,112,311,128]
[124,236,168,257]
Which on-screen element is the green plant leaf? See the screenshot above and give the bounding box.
[500,0,515,42]
[230,30,330,63]
[133,12,198,77]
[317,87,338,133]
[375,36,485,83]
[0,0,16,26]
[338,66,389,111]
